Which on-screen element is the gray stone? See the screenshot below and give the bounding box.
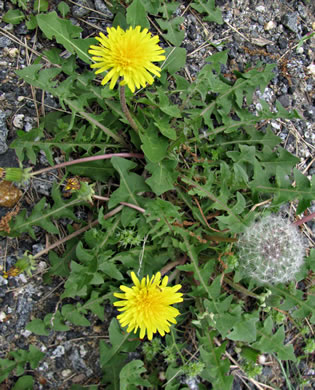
[72,0,93,18]
[282,12,299,34]
[278,94,290,108]
[94,0,113,18]
[0,111,8,154]
[278,37,288,49]
[0,36,12,48]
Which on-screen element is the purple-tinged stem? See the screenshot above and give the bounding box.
[32,153,144,176]
[93,195,146,214]
[119,86,139,132]
[293,212,315,226]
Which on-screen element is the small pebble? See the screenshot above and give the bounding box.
[0,311,7,322]
[21,329,32,338]
[18,274,27,283]
[256,5,265,12]
[306,64,315,78]
[8,48,19,58]
[264,21,276,31]
[61,369,72,378]
[13,114,24,129]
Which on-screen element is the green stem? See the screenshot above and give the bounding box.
[119,85,139,132]
[183,235,219,313]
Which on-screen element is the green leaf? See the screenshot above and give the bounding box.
[25,14,38,29]
[0,359,17,382]
[146,160,178,195]
[191,0,223,24]
[34,0,48,12]
[270,285,315,324]
[154,117,177,140]
[26,319,50,336]
[109,157,149,207]
[126,0,150,29]
[227,313,259,342]
[85,291,105,321]
[11,0,29,10]
[163,47,187,75]
[100,319,139,367]
[10,183,81,239]
[13,376,34,390]
[61,304,90,326]
[120,360,151,389]
[67,159,114,182]
[16,65,61,94]
[2,9,25,24]
[45,312,70,332]
[57,1,70,17]
[199,333,233,390]
[157,17,185,47]
[98,260,124,281]
[36,12,91,63]
[140,129,169,163]
[252,317,296,361]
[252,167,315,213]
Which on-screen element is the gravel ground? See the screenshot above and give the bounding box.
[0,0,314,389]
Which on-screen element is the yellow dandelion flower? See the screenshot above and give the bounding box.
[114,271,183,340]
[88,26,165,93]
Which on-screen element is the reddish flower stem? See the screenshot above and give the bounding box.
[293,212,315,226]
[31,153,144,176]
[119,85,139,132]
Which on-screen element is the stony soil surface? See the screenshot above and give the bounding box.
[0,0,314,389]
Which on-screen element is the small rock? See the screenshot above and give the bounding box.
[297,4,307,19]
[0,37,12,49]
[278,95,290,108]
[306,64,315,78]
[255,5,265,12]
[52,345,65,358]
[61,369,72,378]
[0,311,7,322]
[282,12,299,34]
[13,114,24,129]
[0,275,8,286]
[278,37,288,50]
[0,111,8,154]
[264,21,276,31]
[18,274,27,283]
[7,48,19,58]
[271,120,281,130]
[21,329,32,338]
[303,106,315,121]
[72,0,93,17]
[94,0,113,18]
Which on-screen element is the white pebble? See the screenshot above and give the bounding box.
[18,274,27,283]
[21,329,32,338]
[13,114,24,129]
[264,21,276,31]
[61,369,72,378]
[256,5,265,12]
[0,312,7,322]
